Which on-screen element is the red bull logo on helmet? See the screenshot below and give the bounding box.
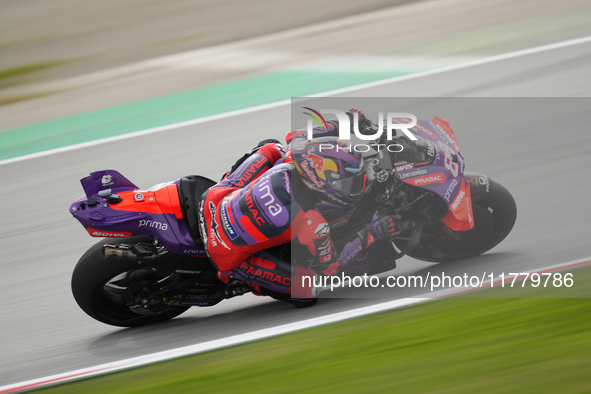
[303,152,338,180]
[303,152,324,172]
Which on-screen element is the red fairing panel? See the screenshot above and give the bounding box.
[441,179,474,231]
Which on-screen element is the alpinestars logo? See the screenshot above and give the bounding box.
[198,201,209,250]
[209,201,231,250]
[315,223,330,236]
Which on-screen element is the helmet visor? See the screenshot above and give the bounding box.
[328,169,366,196]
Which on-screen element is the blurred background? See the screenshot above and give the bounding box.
[1,0,591,392]
[1,0,590,130]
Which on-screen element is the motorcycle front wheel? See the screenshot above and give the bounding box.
[397,179,517,263]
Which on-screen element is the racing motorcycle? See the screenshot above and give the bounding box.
[70,116,516,327]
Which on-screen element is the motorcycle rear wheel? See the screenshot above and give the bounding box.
[71,236,190,327]
[398,179,517,263]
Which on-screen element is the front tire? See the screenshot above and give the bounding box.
[401,179,517,263]
[71,236,190,327]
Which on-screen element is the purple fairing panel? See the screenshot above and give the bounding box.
[71,171,206,257]
[392,119,466,205]
[81,169,139,197]
[223,163,293,246]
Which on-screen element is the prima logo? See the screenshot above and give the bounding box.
[256,177,283,217]
[138,219,168,230]
[444,178,459,203]
[101,175,113,185]
[304,108,418,141]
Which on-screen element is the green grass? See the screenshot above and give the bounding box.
[0,62,66,81]
[0,92,58,106]
[34,267,591,394]
[0,61,70,92]
[0,69,407,160]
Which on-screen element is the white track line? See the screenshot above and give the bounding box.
[2,34,591,392]
[1,256,590,393]
[1,34,591,167]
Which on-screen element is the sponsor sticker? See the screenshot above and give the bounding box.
[315,223,330,236]
[244,263,291,285]
[138,219,168,231]
[301,160,325,189]
[415,124,436,138]
[209,201,231,250]
[198,200,209,251]
[101,175,113,186]
[86,228,132,237]
[451,190,465,211]
[304,152,325,172]
[181,249,207,256]
[235,157,268,187]
[431,120,461,152]
[426,141,435,157]
[466,175,489,187]
[405,173,446,187]
[244,189,265,226]
[221,201,239,240]
[397,168,429,180]
[395,163,415,172]
[444,178,459,203]
[319,248,332,256]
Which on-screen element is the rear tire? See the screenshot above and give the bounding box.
[400,179,517,263]
[71,236,190,327]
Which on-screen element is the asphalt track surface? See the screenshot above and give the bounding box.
[1,40,591,386]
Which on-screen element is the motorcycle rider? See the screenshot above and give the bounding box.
[198,109,401,306]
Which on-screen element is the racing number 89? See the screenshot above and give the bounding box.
[438,141,459,178]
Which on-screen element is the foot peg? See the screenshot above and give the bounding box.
[224,280,251,298]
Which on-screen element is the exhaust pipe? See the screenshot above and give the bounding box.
[102,243,163,262]
[102,244,140,261]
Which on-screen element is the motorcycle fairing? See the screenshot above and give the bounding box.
[72,172,207,256]
[431,116,462,156]
[85,228,133,237]
[440,178,474,231]
[108,185,184,219]
[393,117,473,231]
[81,169,139,197]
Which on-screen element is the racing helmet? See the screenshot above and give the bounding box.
[292,137,368,206]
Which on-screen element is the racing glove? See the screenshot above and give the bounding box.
[346,108,376,136]
[357,213,402,249]
[347,107,367,119]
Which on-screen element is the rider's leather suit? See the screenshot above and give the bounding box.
[199,123,394,299]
